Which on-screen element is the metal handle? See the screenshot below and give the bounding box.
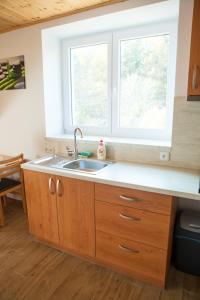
[119,195,141,202]
[118,244,139,254]
[56,179,63,197]
[189,223,200,230]
[48,177,55,195]
[119,213,140,222]
[192,65,199,90]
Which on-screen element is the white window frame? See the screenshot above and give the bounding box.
[62,33,112,136]
[112,21,177,140]
[62,21,177,141]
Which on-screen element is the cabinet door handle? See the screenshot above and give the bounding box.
[119,195,142,202]
[118,244,139,254]
[119,213,141,222]
[48,177,55,195]
[56,179,63,197]
[192,65,199,90]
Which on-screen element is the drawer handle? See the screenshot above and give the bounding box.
[189,223,200,230]
[118,244,139,254]
[56,179,63,197]
[48,177,55,195]
[119,195,142,202]
[192,65,199,90]
[119,213,140,222]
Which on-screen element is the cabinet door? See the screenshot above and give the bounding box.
[57,176,95,257]
[188,0,200,98]
[24,170,59,244]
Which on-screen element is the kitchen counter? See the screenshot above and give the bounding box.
[22,158,200,201]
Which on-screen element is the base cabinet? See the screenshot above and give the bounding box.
[94,183,175,288]
[96,230,167,287]
[57,176,95,257]
[24,170,175,288]
[24,171,59,244]
[24,170,95,257]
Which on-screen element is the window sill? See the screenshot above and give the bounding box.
[46,134,171,150]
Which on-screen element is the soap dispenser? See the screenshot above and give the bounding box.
[97,139,106,160]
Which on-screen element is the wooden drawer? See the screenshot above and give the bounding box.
[95,183,173,215]
[95,200,170,249]
[96,230,167,287]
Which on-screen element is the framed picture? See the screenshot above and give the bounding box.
[0,55,26,90]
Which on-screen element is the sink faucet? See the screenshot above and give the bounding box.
[74,127,83,160]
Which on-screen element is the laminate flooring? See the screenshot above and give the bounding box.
[0,202,199,300]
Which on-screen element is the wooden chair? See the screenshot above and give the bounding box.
[0,154,26,226]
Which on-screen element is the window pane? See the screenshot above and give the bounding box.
[70,43,109,127]
[119,34,169,129]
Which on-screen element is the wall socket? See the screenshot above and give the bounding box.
[44,141,56,154]
[160,151,170,161]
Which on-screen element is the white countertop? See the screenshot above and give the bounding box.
[22,159,200,201]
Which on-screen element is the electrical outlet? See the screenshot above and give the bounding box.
[160,151,170,161]
[44,142,56,154]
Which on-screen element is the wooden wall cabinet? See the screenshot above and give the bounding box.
[24,170,95,258]
[188,0,200,100]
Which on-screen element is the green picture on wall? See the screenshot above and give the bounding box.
[0,55,26,90]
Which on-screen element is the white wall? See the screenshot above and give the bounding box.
[0,27,45,158]
[0,0,164,159]
[42,33,63,137]
[0,0,199,171]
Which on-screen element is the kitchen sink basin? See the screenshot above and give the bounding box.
[31,155,112,174]
[62,159,109,173]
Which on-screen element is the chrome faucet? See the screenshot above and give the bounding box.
[74,127,83,160]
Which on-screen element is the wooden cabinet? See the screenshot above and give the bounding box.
[95,183,176,288]
[95,200,171,249]
[188,0,200,100]
[24,170,95,257]
[57,177,95,257]
[24,170,59,244]
[96,230,167,287]
[24,170,176,288]
[95,183,173,215]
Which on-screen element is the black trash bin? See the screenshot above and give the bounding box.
[173,210,200,276]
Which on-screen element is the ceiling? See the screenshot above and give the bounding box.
[0,0,127,34]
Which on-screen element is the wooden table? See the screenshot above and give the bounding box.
[0,155,10,161]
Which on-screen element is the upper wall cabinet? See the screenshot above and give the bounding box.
[188,0,200,101]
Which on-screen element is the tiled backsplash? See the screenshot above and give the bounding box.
[45,97,200,170]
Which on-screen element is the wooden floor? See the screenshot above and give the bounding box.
[0,202,200,300]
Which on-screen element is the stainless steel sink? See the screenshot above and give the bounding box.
[31,155,112,174]
[62,159,109,173]
[32,155,69,168]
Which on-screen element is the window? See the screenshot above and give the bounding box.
[119,35,169,129]
[63,34,112,136]
[70,44,109,127]
[63,22,176,141]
